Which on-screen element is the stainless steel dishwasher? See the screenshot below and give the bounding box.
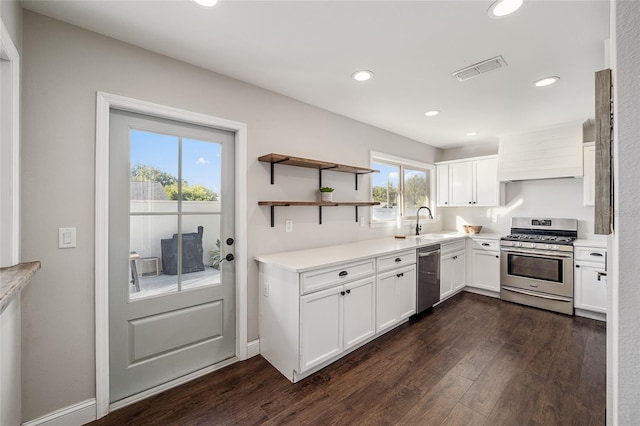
[417,244,441,314]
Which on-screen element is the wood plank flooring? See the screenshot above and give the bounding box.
[91,292,605,425]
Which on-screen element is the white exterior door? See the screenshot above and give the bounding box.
[108,109,236,403]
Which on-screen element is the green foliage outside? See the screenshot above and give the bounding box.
[209,238,221,269]
[131,163,219,201]
[372,174,427,208]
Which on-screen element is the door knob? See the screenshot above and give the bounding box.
[221,253,235,263]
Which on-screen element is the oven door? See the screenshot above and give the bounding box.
[500,247,574,298]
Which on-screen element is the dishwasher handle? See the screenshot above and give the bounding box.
[418,249,441,258]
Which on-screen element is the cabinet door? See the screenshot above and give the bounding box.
[453,253,466,291]
[343,277,376,350]
[440,256,454,300]
[575,264,607,313]
[449,162,473,206]
[376,272,397,332]
[473,158,499,206]
[396,265,417,321]
[471,250,500,292]
[300,287,343,372]
[583,144,596,206]
[436,164,450,207]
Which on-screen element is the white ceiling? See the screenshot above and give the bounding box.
[22,0,610,149]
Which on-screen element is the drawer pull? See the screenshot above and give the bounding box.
[338,271,348,277]
[590,252,604,257]
[395,257,402,263]
[397,273,404,278]
[482,243,490,247]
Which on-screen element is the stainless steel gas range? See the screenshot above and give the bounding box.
[500,217,577,315]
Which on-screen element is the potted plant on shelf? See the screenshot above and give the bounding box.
[319,186,334,202]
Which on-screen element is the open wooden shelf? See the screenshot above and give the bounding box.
[258,153,380,227]
[258,153,378,175]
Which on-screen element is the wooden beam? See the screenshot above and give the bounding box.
[594,69,613,235]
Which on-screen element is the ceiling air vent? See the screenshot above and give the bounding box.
[452,55,508,82]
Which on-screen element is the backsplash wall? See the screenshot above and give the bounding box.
[440,177,601,240]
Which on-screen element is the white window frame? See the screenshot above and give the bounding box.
[0,20,21,267]
[370,151,436,227]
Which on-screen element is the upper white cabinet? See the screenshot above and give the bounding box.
[497,123,583,181]
[436,156,504,207]
[583,142,596,206]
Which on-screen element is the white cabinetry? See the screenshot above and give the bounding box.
[436,164,450,206]
[376,264,416,333]
[440,240,466,300]
[258,248,417,383]
[436,156,504,207]
[574,244,607,320]
[300,276,375,371]
[583,142,595,206]
[468,238,500,294]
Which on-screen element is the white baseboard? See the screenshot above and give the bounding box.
[575,308,607,322]
[247,338,260,358]
[22,399,96,426]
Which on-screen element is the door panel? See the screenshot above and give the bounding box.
[396,265,417,320]
[343,278,375,349]
[109,109,236,403]
[300,287,342,371]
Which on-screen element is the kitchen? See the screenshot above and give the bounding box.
[0,0,638,425]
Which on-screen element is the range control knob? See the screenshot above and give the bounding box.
[553,245,559,250]
[515,242,522,247]
[543,244,550,249]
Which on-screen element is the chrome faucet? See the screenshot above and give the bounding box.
[415,206,434,235]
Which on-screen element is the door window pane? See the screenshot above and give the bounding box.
[181,138,222,213]
[130,130,179,213]
[372,162,400,221]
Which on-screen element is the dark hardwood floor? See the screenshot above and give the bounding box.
[91,292,606,425]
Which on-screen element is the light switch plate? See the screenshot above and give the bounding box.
[59,227,77,249]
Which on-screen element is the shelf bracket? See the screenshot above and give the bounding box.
[319,206,323,224]
[269,158,289,185]
[319,166,338,188]
[270,206,275,227]
[355,206,359,222]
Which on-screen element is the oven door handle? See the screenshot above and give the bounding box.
[500,247,573,259]
[502,286,573,303]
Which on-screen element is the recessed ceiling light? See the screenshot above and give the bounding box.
[351,70,374,82]
[534,76,560,87]
[193,0,218,6]
[466,132,478,136]
[488,0,523,18]
[424,110,440,117]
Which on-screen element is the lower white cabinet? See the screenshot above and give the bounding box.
[574,244,607,319]
[440,241,466,300]
[300,277,375,371]
[469,239,501,293]
[376,265,416,333]
[574,264,607,314]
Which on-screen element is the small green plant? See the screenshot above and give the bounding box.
[319,187,334,192]
[209,238,221,270]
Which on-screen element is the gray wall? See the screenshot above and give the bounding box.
[612,0,640,422]
[20,11,440,421]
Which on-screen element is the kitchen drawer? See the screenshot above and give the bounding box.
[471,239,500,251]
[301,259,376,295]
[441,239,465,256]
[574,247,607,264]
[377,250,416,273]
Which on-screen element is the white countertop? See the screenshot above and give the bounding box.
[254,231,468,272]
[574,238,607,248]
